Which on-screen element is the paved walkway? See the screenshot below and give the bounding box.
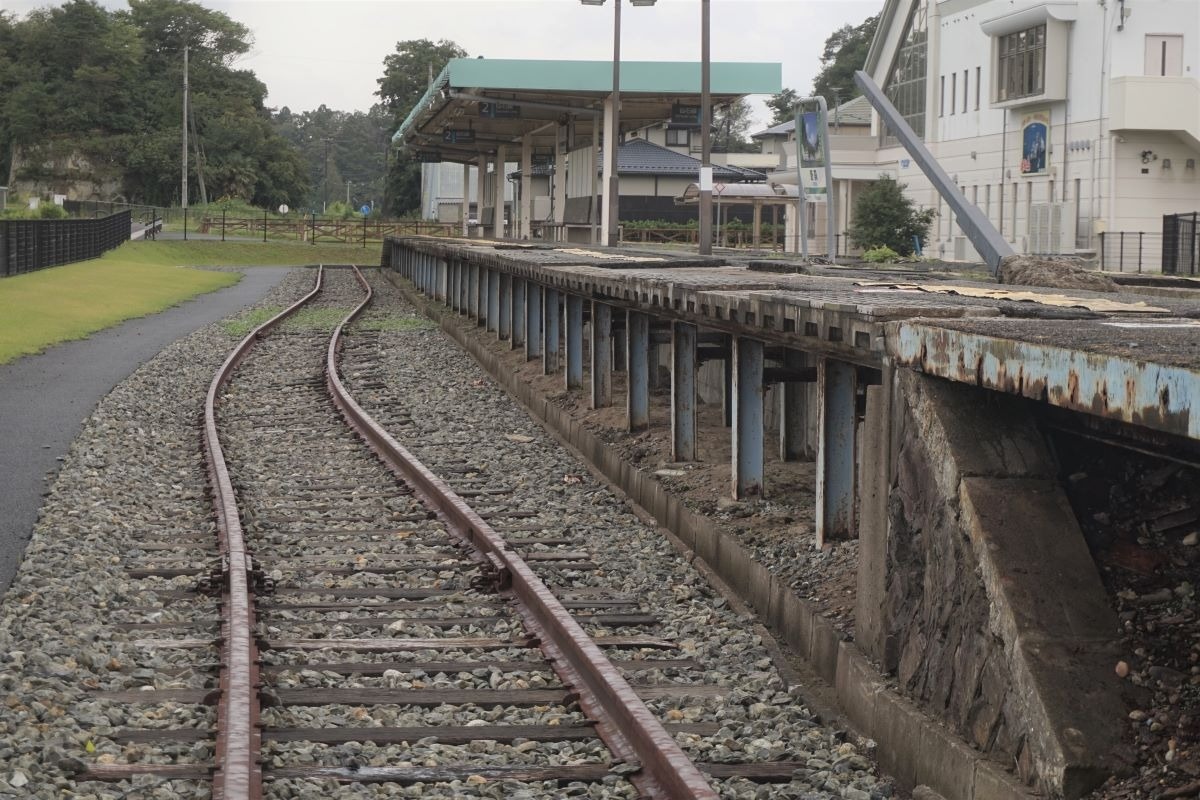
[0,267,293,592]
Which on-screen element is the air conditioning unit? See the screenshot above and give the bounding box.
[1029,202,1077,256]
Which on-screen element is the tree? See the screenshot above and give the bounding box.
[377,38,467,216]
[811,14,879,109]
[765,88,799,126]
[712,98,757,153]
[847,175,935,256]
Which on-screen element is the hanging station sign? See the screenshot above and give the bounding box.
[479,101,521,119]
[442,129,476,144]
[670,102,701,128]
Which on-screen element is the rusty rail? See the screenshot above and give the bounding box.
[202,266,325,800]
[327,266,719,799]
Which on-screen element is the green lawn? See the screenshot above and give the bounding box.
[0,240,377,364]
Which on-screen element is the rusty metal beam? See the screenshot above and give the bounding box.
[890,322,1200,442]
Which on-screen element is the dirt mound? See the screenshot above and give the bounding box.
[998,255,1118,293]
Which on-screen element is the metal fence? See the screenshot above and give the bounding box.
[189,214,459,245]
[1164,212,1200,276]
[0,211,131,277]
[1097,231,1164,273]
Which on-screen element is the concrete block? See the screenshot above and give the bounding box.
[775,585,813,661]
[856,381,892,663]
[809,614,841,685]
[874,690,924,790]
[746,560,772,617]
[972,761,1034,800]
[835,641,882,734]
[918,723,980,800]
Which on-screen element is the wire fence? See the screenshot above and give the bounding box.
[0,211,130,277]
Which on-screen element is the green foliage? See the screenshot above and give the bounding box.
[766,88,800,126]
[848,175,935,257]
[1,0,308,207]
[811,14,879,108]
[712,99,757,153]
[376,39,467,216]
[271,105,392,213]
[37,202,68,219]
[862,245,900,263]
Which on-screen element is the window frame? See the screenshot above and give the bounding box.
[665,127,690,148]
[996,24,1047,102]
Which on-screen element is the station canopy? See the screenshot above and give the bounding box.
[392,58,782,164]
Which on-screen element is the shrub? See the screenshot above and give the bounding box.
[862,245,900,263]
[848,175,935,256]
[37,202,69,219]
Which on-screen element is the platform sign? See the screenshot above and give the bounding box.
[360,204,371,215]
[794,96,836,260]
[479,101,521,119]
[802,168,828,203]
[442,129,475,144]
[671,102,701,128]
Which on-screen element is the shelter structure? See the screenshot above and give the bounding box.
[674,181,798,249]
[391,57,781,242]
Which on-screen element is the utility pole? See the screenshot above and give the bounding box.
[322,137,332,213]
[181,44,189,210]
[698,0,712,255]
[346,180,351,205]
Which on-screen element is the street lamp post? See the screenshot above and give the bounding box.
[581,0,657,248]
[698,0,712,255]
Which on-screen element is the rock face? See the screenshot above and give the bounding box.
[883,372,1125,798]
[998,255,1119,293]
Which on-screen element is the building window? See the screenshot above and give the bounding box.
[939,75,945,116]
[883,0,929,142]
[666,127,690,147]
[1145,35,1184,77]
[963,70,969,111]
[975,67,981,110]
[950,72,957,114]
[997,24,1046,101]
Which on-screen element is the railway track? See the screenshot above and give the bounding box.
[70,265,874,799]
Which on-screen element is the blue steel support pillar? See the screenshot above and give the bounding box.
[780,349,812,461]
[613,325,626,373]
[468,264,479,320]
[498,273,512,340]
[438,258,447,302]
[626,311,649,431]
[511,277,525,350]
[732,336,765,499]
[525,281,542,361]
[543,288,560,375]
[565,294,583,390]
[450,260,459,310]
[671,322,697,462]
[590,301,612,409]
[486,268,499,333]
[816,358,858,546]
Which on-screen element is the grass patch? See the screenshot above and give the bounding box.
[355,315,437,333]
[116,240,376,267]
[221,306,284,338]
[0,245,243,363]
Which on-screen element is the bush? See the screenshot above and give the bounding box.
[848,175,935,257]
[37,203,69,219]
[862,245,900,263]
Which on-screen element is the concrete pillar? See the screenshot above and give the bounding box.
[499,273,512,340]
[511,276,525,349]
[780,349,813,461]
[525,281,542,361]
[461,163,471,237]
[732,337,765,499]
[554,123,568,228]
[493,144,507,240]
[590,301,612,409]
[626,311,649,432]
[543,287,560,374]
[600,97,616,246]
[856,369,893,663]
[612,325,626,373]
[565,294,583,390]
[475,154,487,239]
[671,322,697,462]
[816,358,858,547]
[520,134,533,239]
[590,121,600,245]
[721,344,733,428]
[486,268,499,333]
[752,200,762,249]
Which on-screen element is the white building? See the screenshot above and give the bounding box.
[861,0,1199,267]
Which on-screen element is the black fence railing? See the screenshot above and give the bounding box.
[1097,231,1164,273]
[0,211,131,277]
[1163,212,1200,276]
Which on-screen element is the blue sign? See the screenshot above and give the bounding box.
[360,205,371,215]
[479,102,521,119]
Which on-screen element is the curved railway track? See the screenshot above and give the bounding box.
[77,265,861,799]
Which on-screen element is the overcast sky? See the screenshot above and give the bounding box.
[7,0,883,130]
